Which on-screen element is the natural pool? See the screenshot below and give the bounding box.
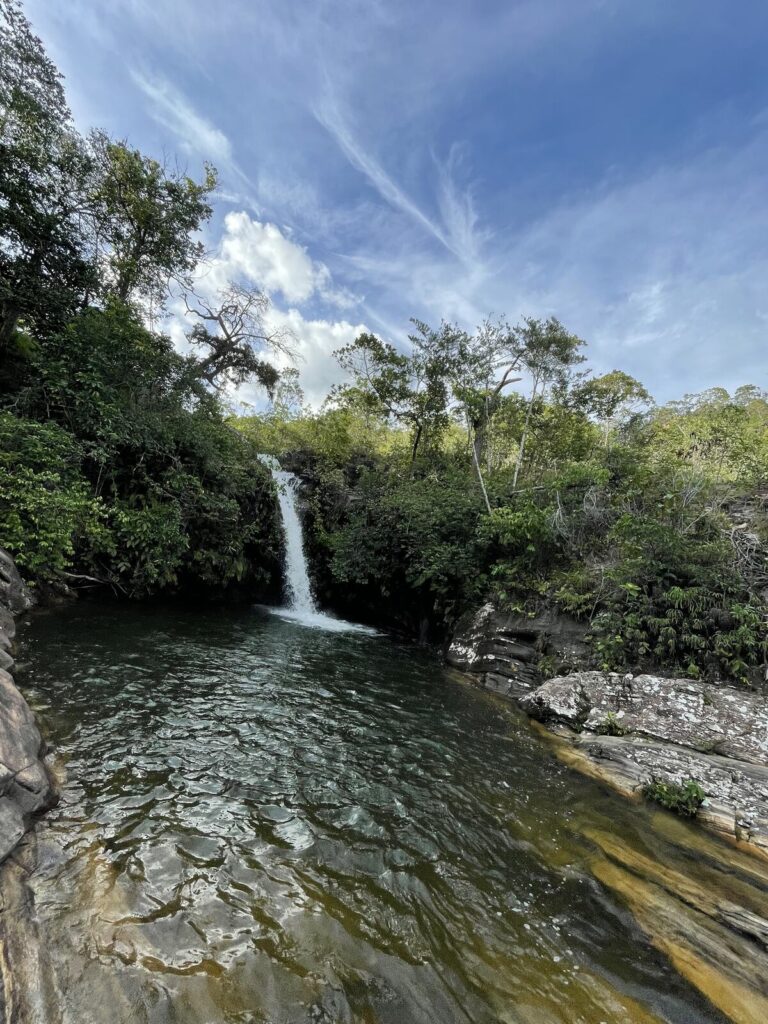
[16,602,759,1023]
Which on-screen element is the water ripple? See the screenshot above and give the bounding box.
[19,604,732,1024]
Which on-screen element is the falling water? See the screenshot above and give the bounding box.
[260,455,374,632]
[263,456,317,614]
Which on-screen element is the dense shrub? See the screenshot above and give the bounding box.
[0,413,105,578]
[643,778,705,817]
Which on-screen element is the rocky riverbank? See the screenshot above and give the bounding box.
[448,602,768,1024]
[447,603,768,859]
[0,550,57,862]
[0,549,59,1024]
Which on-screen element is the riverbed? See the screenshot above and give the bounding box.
[15,603,763,1023]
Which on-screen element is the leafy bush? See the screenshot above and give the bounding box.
[328,466,486,633]
[2,305,282,598]
[590,505,766,683]
[0,413,106,578]
[642,777,705,817]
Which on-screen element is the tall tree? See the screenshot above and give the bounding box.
[88,130,216,308]
[572,369,652,445]
[436,318,525,509]
[510,318,585,487]
[333,328,453,466]
[0,0,94,352]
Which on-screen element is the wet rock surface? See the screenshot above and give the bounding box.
[0,550,59,1024]
[446,602,589,696]
[0,549,54,863]
[521,670,768,764]
[449,604,768,1021]
[520,671,768,859]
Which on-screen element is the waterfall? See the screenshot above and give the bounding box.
[265,459,317,614]
[259,456,374,633]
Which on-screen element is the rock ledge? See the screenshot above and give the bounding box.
[449,604,768,860]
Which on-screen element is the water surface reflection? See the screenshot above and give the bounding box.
[19,604,732,1023]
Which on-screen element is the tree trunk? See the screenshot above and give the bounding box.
[512,382,538,490]
[469,415,492,515]
[410,423,423,468]
[0,304,19,354]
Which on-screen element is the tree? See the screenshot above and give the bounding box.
[333,328,453,466]
[439,316,584,503]
[573,370,652,445]
[0,0,95,352]
[510,318,585,487]
[88,130,216,307]
[268,367,306,420]
[183,282,295,394]
[444,317,525,474]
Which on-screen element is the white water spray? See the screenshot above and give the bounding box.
[259,456,375,633]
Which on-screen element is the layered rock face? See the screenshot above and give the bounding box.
[449,603,768,1022]
[0,549,56,863]
[446,602,589,696]
[521,671,768,859]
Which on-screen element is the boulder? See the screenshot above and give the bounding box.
[0,550,55,868]
[520,671,768,765]
[0,669,55,820]
[0,548,35,615]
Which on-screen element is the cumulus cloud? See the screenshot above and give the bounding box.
[258,307,367,409]
[166,211,366,409]
[194,210,360,312]
[211,212,323,304]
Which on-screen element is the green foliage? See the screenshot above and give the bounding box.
[1,300,281,597]
[0,2,765,692]
[329,465,486,631]
[595,712,626,736]
[237,405,392,470]
[642,777,705,817]
[0,0,95,352]
[0,412,105,578]
[589,498,766,683]
[88,130,216,304]
[333,327,455,463]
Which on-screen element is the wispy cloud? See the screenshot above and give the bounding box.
[314,89,452,252]
[132,71,233,166]
[24,0,768,403]
[435,144,491,267]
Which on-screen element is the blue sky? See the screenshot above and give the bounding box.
[27,0,768,405]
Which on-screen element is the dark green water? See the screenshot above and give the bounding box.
[18,604,731,1024]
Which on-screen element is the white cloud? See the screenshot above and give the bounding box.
[260,308,367,409]
[207,212,321,304]
[194,211,360,312]
[166,211,366,409]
